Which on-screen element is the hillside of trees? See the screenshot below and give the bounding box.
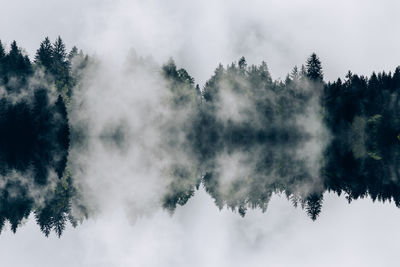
[1,37,400,236]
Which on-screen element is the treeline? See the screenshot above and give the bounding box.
[323,66,400,208]
[1,36,400,236]
[161,54,325,219]
[161,53,400,221]
[0,37,87,237]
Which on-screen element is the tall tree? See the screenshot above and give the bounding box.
[238,56,247,76]
[0,40,5,60]
[67,46,78,62]
[51,36,70,91]
[0,40,5,81]
[290,65,299,81]
[3,41,32,89]
[35,37,53,70]
[52,36,67,64]
[306,53,323,81]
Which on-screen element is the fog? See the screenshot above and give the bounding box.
[1,0,400,266]
[1,189,400,267]
[1,0,400,83]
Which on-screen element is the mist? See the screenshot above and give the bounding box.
[2,0,400,83]
[1,0,400,266]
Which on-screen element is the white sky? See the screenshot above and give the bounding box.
[1,0,400,84]
[1,189,400,267]
[0,0,399,266]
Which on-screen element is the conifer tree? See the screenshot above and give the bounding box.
[3,41,32,88]
[0,40,5,81]
[290,65,299,81]
[35,37,53,70]
[238,56,247,72]
[306,53,323,81]
[0,40,5,60]
[259,61,272,84]
[68,46,78,62]
[51,36,70,92]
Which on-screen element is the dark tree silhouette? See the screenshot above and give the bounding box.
[3,37,400,234]
[0,38,83,237]
[35,37,53,70]
[306,53,323,81]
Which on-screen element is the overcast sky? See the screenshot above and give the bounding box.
[1,0,400,266]
[2,190,400,267]
[1,0,400,83]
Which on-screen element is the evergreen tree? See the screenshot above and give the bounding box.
[299,64,307,81]
[238,56,247,76]
[392,67,400,91]
[202,63,224,102]
[51,36,70,91]
[68,46,78,62]
[162,58,179,80]
[2,41,32,89]
[0,40,5,81]
[365,72,381,115]
[7,41,28,74]
[290,65,299,81]
[0,40,4,59]
[35,37,53,70]
[306,53,323,81]
[259,61,272,84]
[52,36,67,64]
[305,193,323,220]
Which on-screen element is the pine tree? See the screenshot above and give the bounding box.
[392,67,400,91]
[7,41,22,74]
[238,56,247,71]
[0,40,5,60]
[51,36,70,92]
[290,65,299,81]
[306,53,323,81]
[365,72,381,115]
[177,68,195,85]
[162,58,179,80]
[52,36,67,64]
[35,37,53,70]
[68,46,78,62]
[305,193,323,221]
[202,63,225,102]
[300,64,307,80]
[259,61,272,84]
[4,41,32,88]
[0,40,5,82]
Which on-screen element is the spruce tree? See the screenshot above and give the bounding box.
[0,40,5,81]
[238,56,247,70]
[35,37,53,70]
[68,46,78,62]
[52,36,70,92]
[290,65,299,81]
[306,53,323,81]
[0,40,5,60]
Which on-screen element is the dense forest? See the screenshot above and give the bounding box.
[1,37,400,236]
[0,37,87,236]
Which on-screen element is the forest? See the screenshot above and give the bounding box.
[1,37,400,236]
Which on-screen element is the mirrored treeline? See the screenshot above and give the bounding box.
[1,38,400,237]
